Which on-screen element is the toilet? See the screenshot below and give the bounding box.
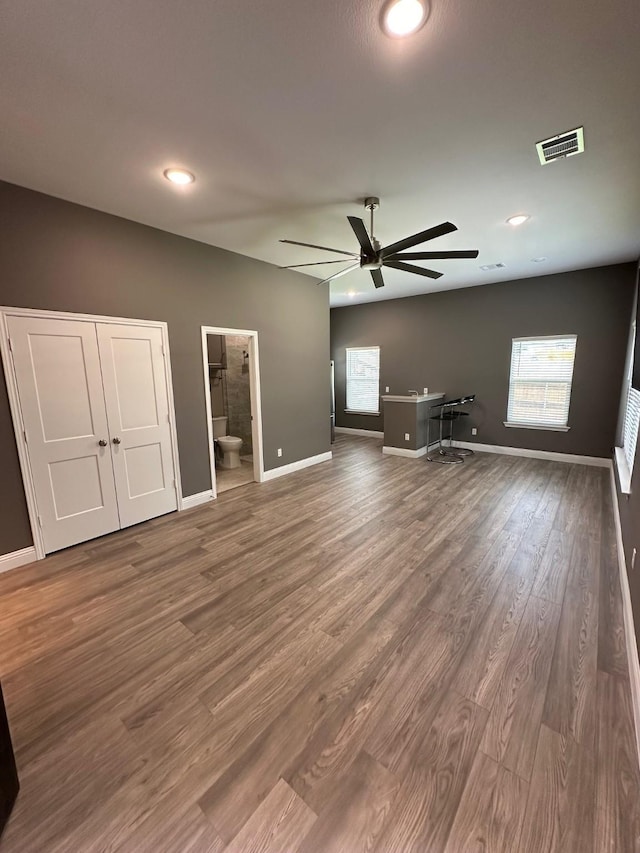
[212,416,243,469]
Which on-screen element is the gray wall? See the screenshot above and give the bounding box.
[0,181,330,554]
[331,264,635,458]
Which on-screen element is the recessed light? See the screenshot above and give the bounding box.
[163,168,195,185]
[506,214,530,226]
[381,0,428,38]
[347,291,357,298]
[531,257,547,263]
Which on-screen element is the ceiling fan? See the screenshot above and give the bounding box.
[279,197,479,289]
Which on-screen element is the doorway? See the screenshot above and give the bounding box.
[201,326,264,496]
[0,307,182,559]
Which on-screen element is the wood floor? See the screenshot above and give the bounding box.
[1,434,639,852]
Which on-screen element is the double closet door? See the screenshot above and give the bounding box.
[7,315,178,554]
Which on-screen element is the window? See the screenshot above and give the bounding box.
[505,335,577,430]
[618,312,640,490]
[346,346,380,414]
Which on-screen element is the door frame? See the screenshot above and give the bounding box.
[201,326,265,497]
[0,306,184,560]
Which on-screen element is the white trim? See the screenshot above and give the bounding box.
[512,334,578,343]
[262,451,332,482]
[504,421,570,433]
[609,465,640,769]
[382,445,428,459]
[180,490,214,510]
[0,306,183,558]
[344,410,380,416]
[335,427,384,438]
[201,326,266,500]
[615,445,633,495]
[0,546,37,575]
[452,441,611,468]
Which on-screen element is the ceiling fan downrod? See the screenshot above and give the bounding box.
[364,196,380,249]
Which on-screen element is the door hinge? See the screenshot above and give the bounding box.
[37,515,43,528]
[167,412,171,424]
[23,429,28,443]
[7,336,13,353]
[161,344,166,357]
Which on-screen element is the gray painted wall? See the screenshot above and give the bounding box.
[0,181,330,555]
[331,264,635,458]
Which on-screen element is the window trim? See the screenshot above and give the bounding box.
[505,334,577,431]
[345,345,380,416]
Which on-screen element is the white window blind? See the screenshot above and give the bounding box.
[346,346,380,413]
[507,335,577,428]
[623,386,640,474]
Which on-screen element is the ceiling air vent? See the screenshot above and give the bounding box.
[480,262,506,271]
[536,127,584,165]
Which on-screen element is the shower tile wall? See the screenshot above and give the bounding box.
[224,335,253,455]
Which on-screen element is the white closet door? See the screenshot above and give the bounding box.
[6,316,120,553]
[96,323,177,528]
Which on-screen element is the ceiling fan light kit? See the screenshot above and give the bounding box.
[280,197,479,290]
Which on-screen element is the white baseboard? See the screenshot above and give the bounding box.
[0,546,37,574]
[609,465,640,770]
[382,445,427,459]
[335,427,384,439]
[180,490,214,510]
[452,440,611,469]
[263,451,332,482]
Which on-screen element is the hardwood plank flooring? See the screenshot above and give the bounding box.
[0,434,638,851]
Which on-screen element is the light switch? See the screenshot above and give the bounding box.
[385,386,390,393]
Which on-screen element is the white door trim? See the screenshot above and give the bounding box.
[0,306,183,560]
[201,326,265,498]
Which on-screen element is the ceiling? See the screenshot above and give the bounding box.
[1,0,639,307]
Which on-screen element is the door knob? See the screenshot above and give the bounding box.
[98,439,108,447]
[112,437,121,445]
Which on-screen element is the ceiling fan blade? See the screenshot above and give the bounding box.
[279,239,358,257]
[384,249,479,261]
[370,269,385,289]
[279,259,354,269]
[384,260,443,280]
[316,262,360,286]
[347,216,375,256]
[381,222,458,258]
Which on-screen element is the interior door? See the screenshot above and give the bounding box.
[96,323,177,528]
[6,316,120,553]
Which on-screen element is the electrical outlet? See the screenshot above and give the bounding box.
[404,433,410,441]
[632,548,637,570]
[423,387,429,395]
[277,448,282,458]
[472,428,478,436]
[385,386,390,393]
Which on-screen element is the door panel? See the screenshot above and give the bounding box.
[7,316,120,553]
[97,324,177,528]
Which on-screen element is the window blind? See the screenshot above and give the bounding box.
[507,336,577,428]
[623,387,640,473]
[346,346,380,413]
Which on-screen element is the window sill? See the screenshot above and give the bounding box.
[345,409,380,417]
[615,446,633,495]
[503,421,570,433]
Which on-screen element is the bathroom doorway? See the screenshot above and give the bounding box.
[201,326,264,496]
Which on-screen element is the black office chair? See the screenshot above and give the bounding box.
[427,394,476,464]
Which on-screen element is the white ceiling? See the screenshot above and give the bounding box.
[1,0,639,306]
